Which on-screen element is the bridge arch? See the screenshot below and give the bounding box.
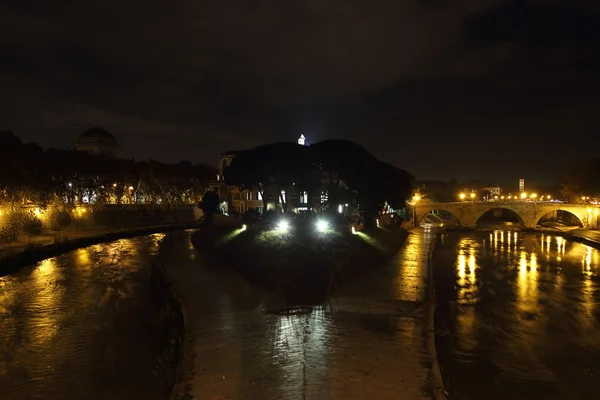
[417,206,462,226]
[536,208,585,228]
[474,207,526,226]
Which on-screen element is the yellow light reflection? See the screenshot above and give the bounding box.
[583,277,594,317]
[395,232,426,302]
[583,247,592,273]
[469,254,476,282]
[540,235,545,252]
[31,257,63,345]
[37,257,56,276]
[517,251,537,315]
[519,252,527,279]
[455,239,479,303]
[458,251,466,286]
[546,235,551,253]
[76,247,91,266]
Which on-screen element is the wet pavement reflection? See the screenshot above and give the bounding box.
[170,228,440,399]
[433,230,600,400]
[0,234,169,400]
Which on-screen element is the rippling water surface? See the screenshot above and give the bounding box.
[0,234,168,400]
[433,230,600,400]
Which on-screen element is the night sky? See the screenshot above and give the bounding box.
[1,0,599,187]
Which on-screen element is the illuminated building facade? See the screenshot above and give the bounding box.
[209,139,350,215]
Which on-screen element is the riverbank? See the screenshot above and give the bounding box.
[0,221,202,275]
[190,224,408,304]
[164,228,446,399]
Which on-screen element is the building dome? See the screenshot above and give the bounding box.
[76,126,118,156]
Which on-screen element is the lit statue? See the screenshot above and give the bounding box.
[297,134,306,145]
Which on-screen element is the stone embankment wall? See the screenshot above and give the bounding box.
[0,204,203,232]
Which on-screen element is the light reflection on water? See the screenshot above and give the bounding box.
[434,230,600,400]
[0,234,168,400]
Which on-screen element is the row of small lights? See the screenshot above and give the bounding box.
[459,192,552,201]
[69,182,135,191]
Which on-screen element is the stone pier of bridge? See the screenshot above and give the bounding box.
[414,201,599,229]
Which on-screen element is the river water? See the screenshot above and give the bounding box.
[0,234,170,400]
[433,229,600,400]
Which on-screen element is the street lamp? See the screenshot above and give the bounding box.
[470,193,475,200]
[411,194,421,227]
[521,192,527,200]
[459,193,466,201]
[531,193,537,200]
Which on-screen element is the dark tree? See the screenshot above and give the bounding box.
[226,149,271,210]
[310,140,378,208]
[0,132,215,207]
[200,191,220,224]
[562,158,600,202]
[357,161,414,227]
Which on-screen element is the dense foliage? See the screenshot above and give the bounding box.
[0,131,215,206]
[561,157,600,202]
[225,139,414,223]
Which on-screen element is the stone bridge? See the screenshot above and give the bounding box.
[414,201,600,229]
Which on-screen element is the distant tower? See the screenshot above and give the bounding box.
[297,134,306,145]
[75,126,119,156]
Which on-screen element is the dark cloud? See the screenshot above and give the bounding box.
[0,0,599,185]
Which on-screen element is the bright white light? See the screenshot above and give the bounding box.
[316,220,329,232]
[277,220,290,232]
[338,204,343,213]
[351,226,356,234]
[242,224,247,230]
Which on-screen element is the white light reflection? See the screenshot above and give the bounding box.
[556,236,566,255]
